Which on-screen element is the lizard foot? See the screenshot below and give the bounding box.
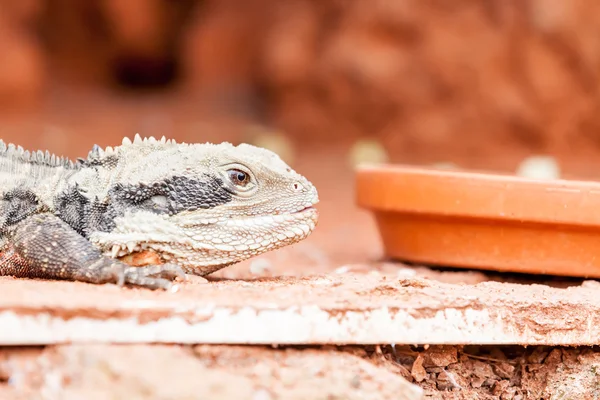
[0,213,188,290]
[123,263,186,290]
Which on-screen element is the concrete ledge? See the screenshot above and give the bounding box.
[0,274,598,345]
[0,345,424,399]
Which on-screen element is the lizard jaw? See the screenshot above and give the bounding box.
[90,207,319,273]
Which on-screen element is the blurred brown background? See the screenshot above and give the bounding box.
[1,0,600,270]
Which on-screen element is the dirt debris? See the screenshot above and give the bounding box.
[358,344,600,399]
[421,346,458,368]
[411,354,427,383]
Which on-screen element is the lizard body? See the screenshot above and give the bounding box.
[0,135,319,289]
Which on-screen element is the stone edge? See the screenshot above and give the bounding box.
[0,304,596,345]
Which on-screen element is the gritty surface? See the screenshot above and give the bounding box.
[368,344,600,399]
[0,267,599,346]
[0,344,422,400]
[0,267,593,313]
[3,343,600,399]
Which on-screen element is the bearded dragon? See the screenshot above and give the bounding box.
[0,134,319,289]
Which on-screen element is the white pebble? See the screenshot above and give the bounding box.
[516,155,560,180]
[349,139,389,167]
[335,265,351,274]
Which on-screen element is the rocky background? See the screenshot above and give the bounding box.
[2,0,600,176]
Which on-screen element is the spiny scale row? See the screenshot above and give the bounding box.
[0,140,74,168]
[87,133,179,160]
[0,134,179,169]
[121,133,178,146]
[118,134,235,150]
[0,133,227,168]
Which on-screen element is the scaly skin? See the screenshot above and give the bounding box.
[0,134,319,289]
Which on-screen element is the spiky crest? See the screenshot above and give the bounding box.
[86,133,178,161]
[84,133,239,164]
[0,140,76,168]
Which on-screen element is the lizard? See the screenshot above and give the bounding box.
[0,134,319,290]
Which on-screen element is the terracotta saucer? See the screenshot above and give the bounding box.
[356,164,600,278]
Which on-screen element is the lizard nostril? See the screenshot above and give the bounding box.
[292,182,303,192]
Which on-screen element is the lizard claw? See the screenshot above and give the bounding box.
[123,263,186,290]
[150,263,187,281]
[114,264,126,287]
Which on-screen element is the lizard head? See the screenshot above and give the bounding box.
[85,134,319,275]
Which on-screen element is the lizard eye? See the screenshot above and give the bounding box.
[227,169,250,187]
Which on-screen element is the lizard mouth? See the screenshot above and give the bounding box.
[292,206,315,214]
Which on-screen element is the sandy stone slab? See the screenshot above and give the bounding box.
[0,345,422,400]
[0,273,599,345]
